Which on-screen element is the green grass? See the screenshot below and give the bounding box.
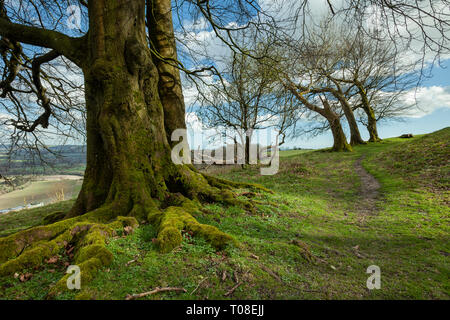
[0,200,75,237]
[279,149,314,158]
[0,128,448,300]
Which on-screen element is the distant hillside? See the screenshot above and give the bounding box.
[0,145,86,176]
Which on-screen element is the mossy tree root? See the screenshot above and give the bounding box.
[47,216,138,298]
[172,167,260,214]
[148,204,235,253]
[144,168,276,253]
[201,174,274,194]
[0,206,138,298]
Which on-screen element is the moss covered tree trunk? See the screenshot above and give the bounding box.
[337,96,365,146]
[363,105,381,142]
[147,0,186,145]
[356,83,381,142]
[321,99,352,152]
[329,116,352,151]
[68,0,235,219]
[68,0,171,218]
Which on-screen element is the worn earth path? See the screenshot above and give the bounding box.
[354,156,381,217]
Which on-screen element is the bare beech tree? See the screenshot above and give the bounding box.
[269,13,424,149]
[329,29,419,141]
[269,32,351,151]
[197,51,297,164]
[300,22,367,146]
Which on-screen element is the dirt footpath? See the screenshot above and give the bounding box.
[354,156,381,216]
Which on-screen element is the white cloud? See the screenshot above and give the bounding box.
[185,112,204,132]
[402,86,450,118]
[0,113,15,136]
[181,17,210,33]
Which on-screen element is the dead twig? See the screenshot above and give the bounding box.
[259,264,282,282]
[190,277,209,295]
[224,282,241,297]
[250,253,259,260]
[125,287,187,300]
[125,259,137,267]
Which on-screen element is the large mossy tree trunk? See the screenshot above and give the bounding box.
[68,0,235,219]
[0,0,266,297]
[68,0,172,218]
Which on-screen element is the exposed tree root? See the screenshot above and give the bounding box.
[0,211,138,299]
[47,216,139,298]
[148,205,235,253]
[201,173,273,194]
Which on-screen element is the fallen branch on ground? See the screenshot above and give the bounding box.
[190,277,209,295]
[259,264,282,282]
[224,282,241,297]
[125,259,137,267]
[125,287,187,300]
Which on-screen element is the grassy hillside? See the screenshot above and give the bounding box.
[0,129,448,300]
[366,127,449,190]
[0,200,75,238]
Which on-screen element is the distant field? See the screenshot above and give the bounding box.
[0,179,82,211]
[0,145,86,176]
[279,149,314,158]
